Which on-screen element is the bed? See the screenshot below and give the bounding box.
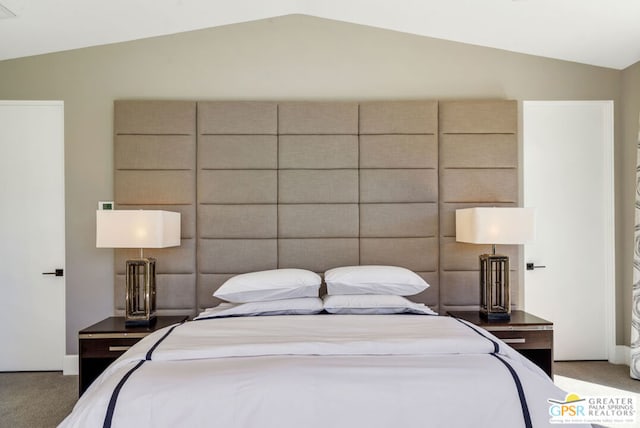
[61,313,586,428]
[64,99,586,427]
[61,266,590,428]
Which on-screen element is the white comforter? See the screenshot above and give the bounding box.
[60,315,588,428]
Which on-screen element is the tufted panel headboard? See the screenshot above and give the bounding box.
[113,99,517,316]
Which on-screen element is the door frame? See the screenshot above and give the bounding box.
[521,100,616,362]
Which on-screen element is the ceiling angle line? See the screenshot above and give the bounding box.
[0,3,16,19]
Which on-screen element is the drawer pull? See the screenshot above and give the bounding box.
[502,338,526,344]
[109,346,132,352]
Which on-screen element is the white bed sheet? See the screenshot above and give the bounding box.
[60,315,590,428]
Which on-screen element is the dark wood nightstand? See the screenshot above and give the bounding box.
[447,310,553,377]
[78,316,187,396]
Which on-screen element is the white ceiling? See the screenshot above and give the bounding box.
[0,0,639,70]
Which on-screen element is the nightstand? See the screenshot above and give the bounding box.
[447,310,553,377]
[78,315,188,396]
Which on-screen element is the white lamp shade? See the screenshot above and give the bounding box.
[455,207,535,245]
[96,210,181,248]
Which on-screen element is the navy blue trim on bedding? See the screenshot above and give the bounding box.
[192,311,438,321]
[492,353,533,428]
[451,315,532,428]
[103,360,145,428]
[450,316,500,353]
[145,321,184,360]
[103,321,185,428]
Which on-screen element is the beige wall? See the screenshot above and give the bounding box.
[620,60,640,345]
[0,15,625,354]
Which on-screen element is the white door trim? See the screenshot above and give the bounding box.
[601,100,616,364]
[522,100,615,362]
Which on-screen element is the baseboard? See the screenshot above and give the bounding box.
[63,354,79,375]
[610,345,630,366]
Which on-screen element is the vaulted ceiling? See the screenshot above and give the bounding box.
[1,0,638,70]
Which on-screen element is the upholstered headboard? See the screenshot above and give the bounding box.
[113,100,517,316]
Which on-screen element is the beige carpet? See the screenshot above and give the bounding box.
[0,371,77,428]
[554,362,640,428]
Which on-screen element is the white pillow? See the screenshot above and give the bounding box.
[213,268,321,303]
[324,265,429,296]
[323,294,437,315]
[195,297,324,319]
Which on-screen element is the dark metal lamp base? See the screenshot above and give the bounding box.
[125,316,157,327]
[480,311,511,321]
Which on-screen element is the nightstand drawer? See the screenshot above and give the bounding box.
[80,337,141,358]
[78,316,188,396]
[488,329,552,350]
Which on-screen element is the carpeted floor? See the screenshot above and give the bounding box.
[554,361,640,428]
[0,371,77,428]
[555,361,640,394]
[1,362,639,427]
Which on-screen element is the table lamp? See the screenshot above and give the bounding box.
[96,210,181,325]
[455,207,535,321]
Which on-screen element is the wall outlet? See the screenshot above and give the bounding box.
[98,201,114,210]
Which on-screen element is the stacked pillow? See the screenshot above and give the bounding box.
[195,265,437,319]
[322,265,437,315]
[214,268,320,303]
[195,269,324,319]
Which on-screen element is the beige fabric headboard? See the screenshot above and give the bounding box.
[114,101,197,316]
[113,99,517,316]
[439,101,519,311]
